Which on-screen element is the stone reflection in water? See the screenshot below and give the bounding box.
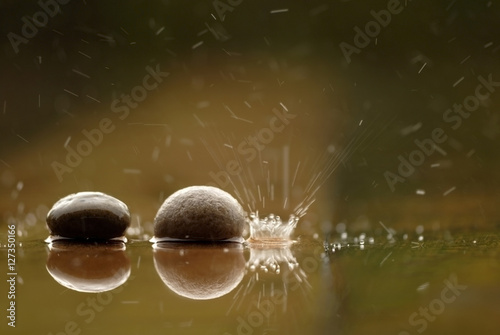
[46,241,131,293]
[153,242,245,300]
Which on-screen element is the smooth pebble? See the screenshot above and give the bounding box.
[46,192,130,239]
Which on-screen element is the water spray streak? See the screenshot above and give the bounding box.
[293,118,383,219]
[200,109,385,242]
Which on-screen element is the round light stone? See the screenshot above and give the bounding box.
[46,192,130,239]
[153,186,245,241]
[153,243,245,300]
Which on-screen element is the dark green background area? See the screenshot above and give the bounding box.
[0,0,499,228]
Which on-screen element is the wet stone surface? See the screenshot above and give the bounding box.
[154,186,245,241]
[46,192,130,240]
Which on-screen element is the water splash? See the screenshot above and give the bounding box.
[247,211,299,244]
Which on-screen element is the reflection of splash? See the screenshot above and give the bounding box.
[227,246,310,317]
[247,245,300,274]
[247,212,298,243]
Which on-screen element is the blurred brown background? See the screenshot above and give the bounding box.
[1,0,499,238]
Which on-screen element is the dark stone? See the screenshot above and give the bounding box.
[154,186,245,241]
[46,192,130,239]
